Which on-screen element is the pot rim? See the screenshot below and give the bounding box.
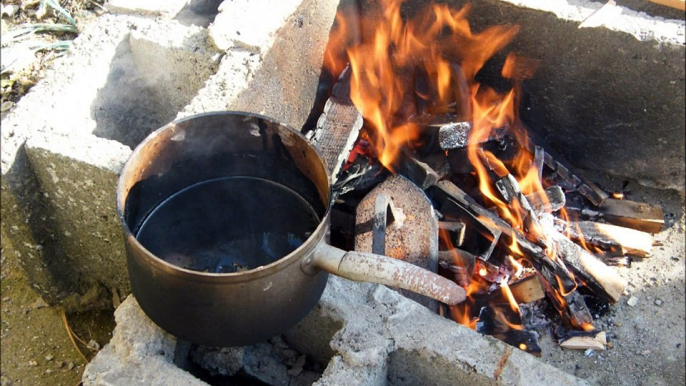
[116,111,334,281]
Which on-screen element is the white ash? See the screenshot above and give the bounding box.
[520,300,552,330]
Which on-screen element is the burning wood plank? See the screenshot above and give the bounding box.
[307,66,363,185]
[493,173,549,248]
[438,248,476,287]
[490,274,545,304]
[584,198,664,234]
[551,231,628,303]
[541,149,609,206]
[558,220,655,258]
[429,181,577,296]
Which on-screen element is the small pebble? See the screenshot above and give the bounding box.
[28,360,38,367]
[1,101,15,113]
[67,362,75,370]
[45,354,54,361]
[607,342,614,349]
[641,350,651,356]
[87,340,100,351]
[584,349,594,357]
[627,296,638,307]
[654,299,663,306]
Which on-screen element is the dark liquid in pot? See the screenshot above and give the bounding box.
[135,177,321,273]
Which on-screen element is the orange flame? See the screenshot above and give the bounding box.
[328,0,592,333]
[325,0,519,170]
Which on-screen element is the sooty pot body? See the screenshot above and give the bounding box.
[117,112,331,347]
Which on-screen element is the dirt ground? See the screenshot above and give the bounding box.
[0,244,115,386]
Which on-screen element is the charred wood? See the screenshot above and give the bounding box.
[429,181,576,295]
[586,198,665,234]
[395,151,440,190]
[493,173,548,248]
[476,305,542,356]
[438,248,476,287]
[437,122,508,150]
[557,220,654,258]
[551,231,628,303]
[525,186,566,214]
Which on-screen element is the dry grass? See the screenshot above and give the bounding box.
[1,0,105,111]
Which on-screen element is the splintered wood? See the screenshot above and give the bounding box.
[310,99,363,183]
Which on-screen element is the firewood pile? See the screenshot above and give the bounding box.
[305,0,665,355]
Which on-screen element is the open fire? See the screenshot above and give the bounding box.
[313,0,665,355]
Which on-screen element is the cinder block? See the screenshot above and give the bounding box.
[208,0,304,52]
[129,21,222,128]
[82,296,207,386]
[104,0,189,18]
[0,14,221,309]
[24,132,131,310]
[444,0,685,190]
[83,278,591,386]
[182,0,340,132]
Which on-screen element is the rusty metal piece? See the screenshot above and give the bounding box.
[355,174,440,310]
[596,198,664,233]
[372,193,398,255]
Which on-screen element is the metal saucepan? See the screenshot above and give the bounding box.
[116,111,465,347]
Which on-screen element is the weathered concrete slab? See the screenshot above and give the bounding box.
[83,277,591,386]
[82,296,208,386]
[448,0,685,190]
[180,0,340,131]
[0,15,220,309]
[24,132,131,310]
[208,0,305,52]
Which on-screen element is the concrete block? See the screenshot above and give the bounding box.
[208,0,304,52]
[104,0,190,17]
[23,132,131,310]
[83,296,208,386]
[1,14,221,309]
[446,0,685,190]
[181,0,340,131]
[84,278,591,386]
[129,21,222,129]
